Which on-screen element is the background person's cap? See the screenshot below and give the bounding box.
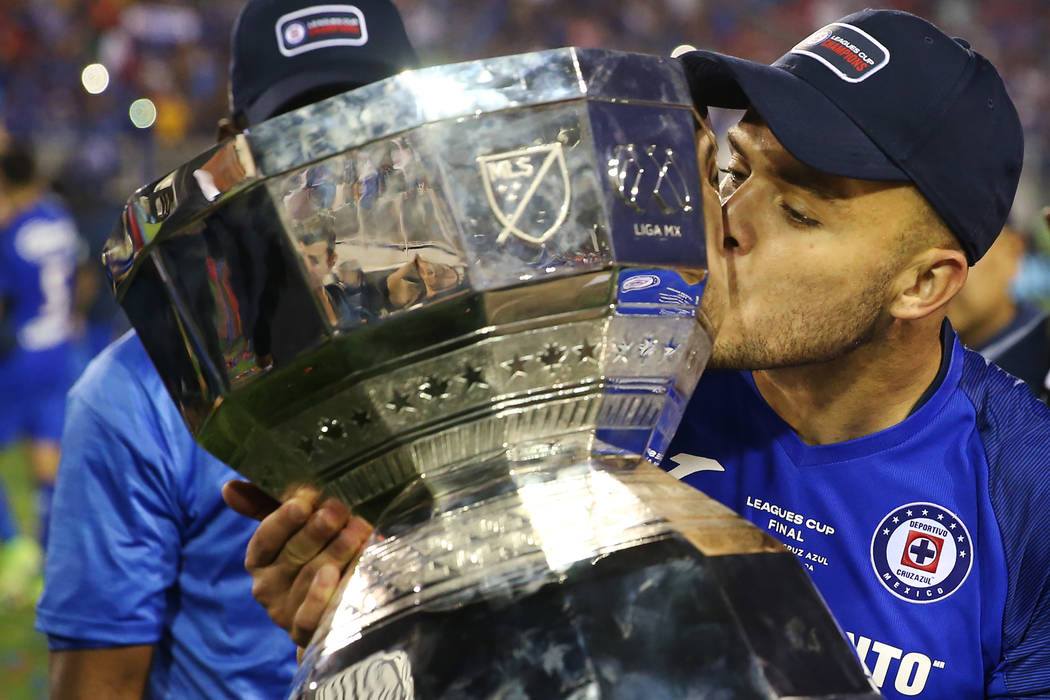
[230,0,417,126]
[679,9,1023,264]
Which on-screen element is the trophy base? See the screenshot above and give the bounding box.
[294,534,877,699]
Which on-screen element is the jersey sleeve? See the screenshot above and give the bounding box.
[35,378,186,648]
[974,371,1050,698]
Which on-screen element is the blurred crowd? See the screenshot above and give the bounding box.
[0,1,1049,223]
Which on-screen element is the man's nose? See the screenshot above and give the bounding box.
[720,185,758,256]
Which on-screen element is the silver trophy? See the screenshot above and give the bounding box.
[104,49,877,699]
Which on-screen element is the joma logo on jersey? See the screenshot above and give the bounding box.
[870,502,972,603]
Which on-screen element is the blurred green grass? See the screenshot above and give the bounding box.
[0,445,49,700]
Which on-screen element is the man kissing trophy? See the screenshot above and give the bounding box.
[104,48,877,699]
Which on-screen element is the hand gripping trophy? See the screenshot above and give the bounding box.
[104,49,878,699]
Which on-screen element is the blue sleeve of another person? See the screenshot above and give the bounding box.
[960,353,1050,698]
[36,339,185,645]
[36,332,298,697]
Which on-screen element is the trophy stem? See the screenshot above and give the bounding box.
[291,446,874,699]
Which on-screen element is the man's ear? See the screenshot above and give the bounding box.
[888,248,968,320]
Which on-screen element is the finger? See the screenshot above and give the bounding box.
[281,518,375,633]
[244,490,324,569]
[344,516,374,552]
[267,498,352,575]
[291,564,341,647]
[293,516,373,588]
[222,480,281,521]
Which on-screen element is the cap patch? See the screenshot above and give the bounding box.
[791,22,889,83]
[276,4,368,57]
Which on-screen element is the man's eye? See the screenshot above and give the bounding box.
[780,202,820,227]
[718,167,746,200]
[718,167,746,185]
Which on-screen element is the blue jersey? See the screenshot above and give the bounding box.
[0,196,79,353]
[0,196,80,444]
[36,331,297,698]
[663,330,1050,699]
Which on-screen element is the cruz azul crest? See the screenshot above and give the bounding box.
[870,502,973,603]
[478,143,571,246]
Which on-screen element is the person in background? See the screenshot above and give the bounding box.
[35,1,417,696]
[0,141,82,605]
[949,222,1049,401]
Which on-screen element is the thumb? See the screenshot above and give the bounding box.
[222,479,281,521]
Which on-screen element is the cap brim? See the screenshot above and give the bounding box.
[681,50,908,181]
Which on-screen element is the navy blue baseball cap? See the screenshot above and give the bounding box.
[230,0,418,126]
[679,9,1023,263]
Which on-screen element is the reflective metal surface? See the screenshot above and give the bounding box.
[104,48,710,510]
[106,48,878,699]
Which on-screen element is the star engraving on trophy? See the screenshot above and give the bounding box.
[502,354,530,377]
[386,391,415,413]
[318,417,346,441]
[575,339,598,363]
[638,337,659,359]
[460,364,488,390]
[613,341,632,364]
[538,343,565,370]
[419,376,451,401]
[351,409,372,427]
[298,436,316,457]
[663,339,680,360]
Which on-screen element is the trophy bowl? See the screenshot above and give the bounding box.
[104,48,878,699]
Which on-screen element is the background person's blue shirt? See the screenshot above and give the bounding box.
[36,331,297,698]
[0,196,79,354]
[0,196,80,445]
[664,331,1050,699]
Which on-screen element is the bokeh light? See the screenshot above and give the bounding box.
[81,63,110,94]
[129,98,158,129]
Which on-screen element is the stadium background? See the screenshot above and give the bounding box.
[1,0,1048,696]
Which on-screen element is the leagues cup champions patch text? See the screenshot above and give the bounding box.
[790,22,889,83]
[870,502,972,603]
[276,4,368,57]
